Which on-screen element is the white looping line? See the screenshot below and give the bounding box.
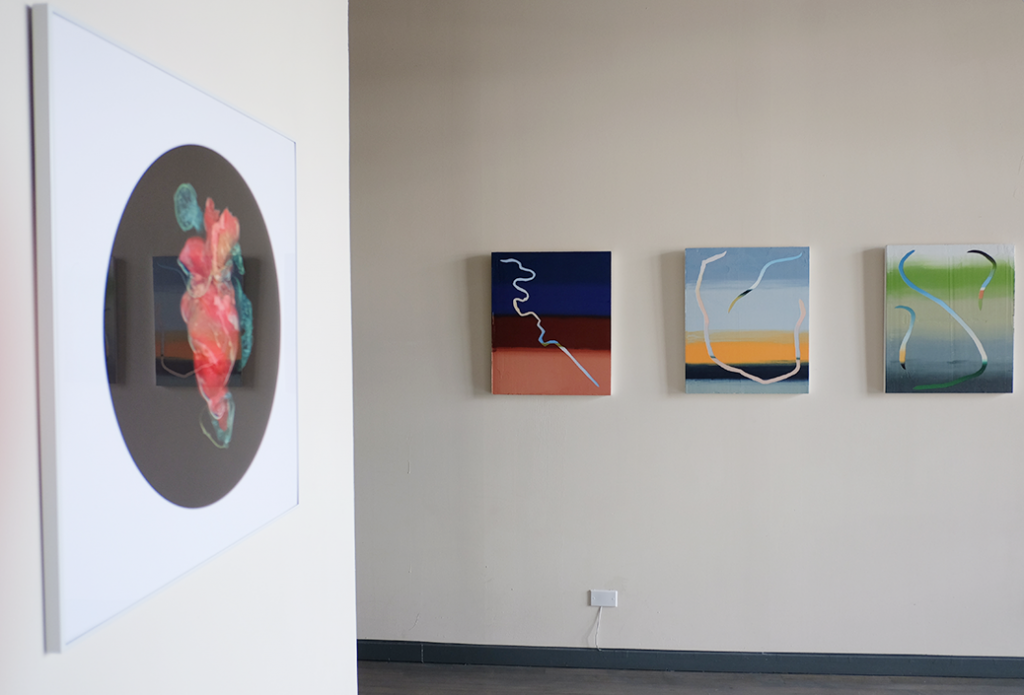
[500,258,600,388]
[595,605,604,651]
[694,251,805,385]
[739,252,804,296]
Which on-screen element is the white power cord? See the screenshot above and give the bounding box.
[594,605,604,651]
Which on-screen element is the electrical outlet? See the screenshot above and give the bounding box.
[590,589,618,607]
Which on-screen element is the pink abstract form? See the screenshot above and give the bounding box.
[176,185,252,448]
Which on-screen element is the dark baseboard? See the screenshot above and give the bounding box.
[358,639,1024,679]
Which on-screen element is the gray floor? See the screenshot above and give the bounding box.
[358,661,1024,694]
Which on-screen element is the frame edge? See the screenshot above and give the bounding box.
[30,1,63,655]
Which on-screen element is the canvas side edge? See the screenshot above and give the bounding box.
[883,247,890,393]
[30,2,64,654]
[289,138,300,509]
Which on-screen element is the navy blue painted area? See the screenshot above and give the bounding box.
[153,255,189,290]
[686,364,809,381]
[492,252,611,317]
[357,640,1024,679]
[492,282,610,317]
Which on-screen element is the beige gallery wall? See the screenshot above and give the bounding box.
[352,0,1024,656]
[0,1,355,693]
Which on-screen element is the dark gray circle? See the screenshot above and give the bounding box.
[108,145,280,508]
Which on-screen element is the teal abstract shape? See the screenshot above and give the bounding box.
[200,392,235,448]
[229,243,252,370]
[234,275,253,370]
[174,183,204,232]
[231,244,246,275]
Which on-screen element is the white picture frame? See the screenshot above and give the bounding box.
[31,4,298,652]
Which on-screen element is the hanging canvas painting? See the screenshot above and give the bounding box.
[685,247,810,394]
[32,5,298,651]
[491,252,611,395]
[885,244,1013,393]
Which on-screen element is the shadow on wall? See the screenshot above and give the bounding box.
[660,250,686,394]
[466,254,491,395]
[863,247,884,394]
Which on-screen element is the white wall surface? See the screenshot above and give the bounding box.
[352,0,1024,656]
[0,1,355,693]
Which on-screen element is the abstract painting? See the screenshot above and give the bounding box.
[885,244,1013,393]
[167,181,253,447]
[491,252,611,395]
[112,145,281,511]
[32,6,297,651]
[685,247,810,394]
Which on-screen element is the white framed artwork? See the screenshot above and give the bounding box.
[31,4,298,651]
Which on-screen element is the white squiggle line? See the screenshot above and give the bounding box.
[500,258,600,388]
[729,251,804,312]
[743,252,804,295]
[695,251,805,385]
